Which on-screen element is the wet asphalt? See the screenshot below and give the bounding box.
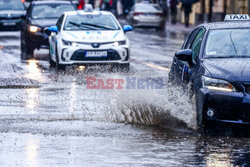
[0,28,249,167]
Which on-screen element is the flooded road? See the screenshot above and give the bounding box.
[0,29,249,166]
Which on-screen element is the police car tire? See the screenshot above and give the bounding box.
[55,46,66,70]
[49,58,56,67]
[49,47,55,67]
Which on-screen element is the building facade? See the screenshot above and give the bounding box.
[181,0,250,25]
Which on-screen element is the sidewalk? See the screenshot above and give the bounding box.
[0,64,39,88]
[165,21,195,34]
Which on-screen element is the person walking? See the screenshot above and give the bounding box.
[89,0,95,8]
[78,0,85,10]
[99,0,112,11]
[181,0,192,27]
[170,0,178,24]
[159,0,168,18]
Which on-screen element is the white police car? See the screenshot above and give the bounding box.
[48,5,133,71]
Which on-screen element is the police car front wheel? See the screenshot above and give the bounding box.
[54,46,66,70]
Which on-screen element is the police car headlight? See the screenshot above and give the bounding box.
[29,25,41,33]
[202,76,236,92]
[62,39,77,46]
[113,40,126,46]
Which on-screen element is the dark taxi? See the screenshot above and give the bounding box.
[169,14,250,128]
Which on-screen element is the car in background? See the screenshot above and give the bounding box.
[126,3,165,31]
[0,0,26,31]
[168,14,250,130]
[48,5,132,71]
[20,0,76,59]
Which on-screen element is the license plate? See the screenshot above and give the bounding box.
[3,22,16,26]
[86,51,107,57]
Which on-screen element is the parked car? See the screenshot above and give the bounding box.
[126,3,165,31]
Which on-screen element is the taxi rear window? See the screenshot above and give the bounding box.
[205,29,250,58]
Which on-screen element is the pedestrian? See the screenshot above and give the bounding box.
[78,0,85,10]
[159,0,168,18]
[103,0,112,11]
[170,0,178,24]
[122,0,130,16]
[181,0,192,27]
[89,0,95,8]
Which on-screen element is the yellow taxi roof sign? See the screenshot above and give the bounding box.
[224,14,250,21]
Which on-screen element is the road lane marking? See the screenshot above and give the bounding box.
[131,58,170,71]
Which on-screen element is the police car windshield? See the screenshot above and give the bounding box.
[0,0,24,10]
[205,29,250,58]
[64,14,120,31]
[32,4,75,19]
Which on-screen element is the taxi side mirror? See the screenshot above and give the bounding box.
[175,49,193,66]
[123,25,133,33]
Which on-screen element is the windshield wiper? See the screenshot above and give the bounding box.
[230,30,238,56]
[69,21,96,30]
[80,22,116,30]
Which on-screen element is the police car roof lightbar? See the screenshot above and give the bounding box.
[84,4,93,12]
[224,14,250,22]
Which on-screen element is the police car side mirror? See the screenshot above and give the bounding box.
[175,49,193,65]
[45,26,58,36]
[123,25,133,33]
[48,26,58,33]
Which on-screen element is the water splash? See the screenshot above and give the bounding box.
[105,85,198,130]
